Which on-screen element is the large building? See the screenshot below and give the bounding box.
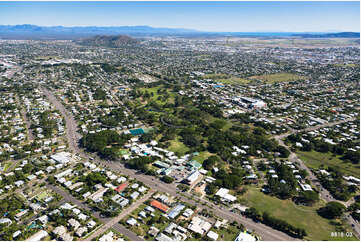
[232,97,267,109]
[185,170,200,185]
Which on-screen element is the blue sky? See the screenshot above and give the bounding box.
[0,1,359,32]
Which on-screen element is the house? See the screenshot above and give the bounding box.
[130,191,139,200]
[54,169,73,179]
[89,187,108,202]
[99,231,120,242]
[60,203,74,210]
[168,204,185,219]
[234,231,256,241]
[68,218,81,231]
[14,180,24,187]
[78,213,88,221]
[207,231,219,241]
[145,206,155,213]
[79,190,89,198]
[53,225,67,237]
[37,215,48,225]
[138,186,147,193]
[27,175,36,181]
[164,222,177,234]
[148,226,160,237]
[87,220,96,229]
[126,217,137,226]
[25,230,48,241]
[155,233,173,241]
[150,200,169,213]
[115,183,127,193]
[72,208,81,215]
[75,227,88,237]
[187,216,212,235]
[15,209,28,221]
[182,208,194,218]
[139,211,147,218]
[299,182,313,191]
[117,176,127,183]
[215,188,237,203]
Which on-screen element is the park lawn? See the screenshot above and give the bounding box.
[296,150,360,178]
[249,73,305,83]
[139,86,176,105]
[203,73,251,85]
[167,137,190,156]
[192,151,214,164]
[217,77,251,85]
[241,187,357,241]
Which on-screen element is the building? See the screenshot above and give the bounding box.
[114,183,127,193]
[234,231,256,241]
[155,233,173,241]
[25,230,49,241]
[215,188,237,203]
[168,204,185,219]
[50,152,72,164]
[187,216,212,235]
[207,231,219,241]
[185,170,200,185]
[150,200,169,213]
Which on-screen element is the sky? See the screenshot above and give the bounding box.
[0,1,359,32]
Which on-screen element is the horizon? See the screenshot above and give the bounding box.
[0,1,359,32]
[1,23,360,34]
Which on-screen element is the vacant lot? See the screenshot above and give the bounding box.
[249,73,305,83]
[297,150,360,178]
[241,187,357,241]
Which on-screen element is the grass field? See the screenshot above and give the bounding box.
[241,187,357,241]
[204,73,251,85]
[192,151,213,164]
[249,73,305,83]
[296,150,360,178]
[139,86,175,105]
[167,137,190,156]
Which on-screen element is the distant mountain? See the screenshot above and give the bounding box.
[0,24,200,39]
[0,24,359,40]
[79,35,138,47]
[292,32,360,38]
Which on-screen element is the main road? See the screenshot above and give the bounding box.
[41,86,299,241]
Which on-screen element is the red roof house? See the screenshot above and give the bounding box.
[114,183,127,193]
[150,200,169,213]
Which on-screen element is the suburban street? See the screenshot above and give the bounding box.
[41,86,300,241]
[274,119,360,238]
[45,183,145,241]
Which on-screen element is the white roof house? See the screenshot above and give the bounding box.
[207,231,219,241]
[215,188,237,202]
[187,216,212,235]
[235,232,256,241]
[51,152,72,164]
[186,170,200,184]
[25,230,49,241]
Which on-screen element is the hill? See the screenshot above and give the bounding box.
[79,35,138,47]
